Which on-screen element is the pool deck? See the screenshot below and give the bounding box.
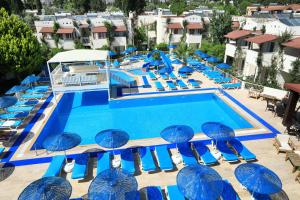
[0,68,300,199]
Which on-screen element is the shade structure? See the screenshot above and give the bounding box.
[150,60,163,66]
[113,60,120,67]
[18,177,72,200]
[88,168,138,200]
[188,60,201,66]
[206,56,220,63]
[172,59,183,64]
[5,85,28,95]
[159,67,172,74]
[177,164,223,200]
[216,63,231,69]
[235,163,282,195]
[21,74,39,85]
[0,96,17,109]
[168,44,177,49]
[201,122,235,141]
[95,129,129,149]
[160,125,194,144]
[178,66,194,73]
[109,50,117,57]
[198,52,209,59]
[42,132,81,152]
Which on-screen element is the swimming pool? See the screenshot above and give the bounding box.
[33,91,253,149]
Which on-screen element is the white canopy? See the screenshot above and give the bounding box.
[48,49,108,63]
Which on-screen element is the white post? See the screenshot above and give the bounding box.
[47,61,54,90]
[106,54,111,100]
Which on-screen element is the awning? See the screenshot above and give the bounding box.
[225,30,252,40]
[115,26,127,32]
[282,37,300,49]
[56,28,75,34]
[167,23,182,29]
[245,34,278,45]
[92,26,107,33]
[39,27,54,33]
[284,83,300,93]
[187,23,203,29]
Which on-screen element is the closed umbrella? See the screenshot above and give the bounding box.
[88,168,138,200]
[18,177,72,200]
[177,164,224,200]
[0,96,17,109]
[5,86,28,95]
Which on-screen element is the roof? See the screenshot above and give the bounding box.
[284,83,300,93]
[186,23,203,29]
[225,30,252,40]
[167,23,183,29]
[56,28,75,34]
[231,21,240,29]
[92,26,107,33]
[282,37,300,49]
[245,34,278,44]
[39,27,54,33]
[115,26,127,32]
[289,4,300,11]
[261,5,288,11]
[48,50,108,63]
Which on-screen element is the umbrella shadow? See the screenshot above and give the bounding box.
[139,186,163,200]
[2,131,35,148]
[35,113,46,123]
[0,163,15,182]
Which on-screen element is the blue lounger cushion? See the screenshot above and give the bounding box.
[139,147,156,172]
[71,153,89,179]
[220,179,241,200]
[148,72,157,80]
[97,152,111,175]
[142,76,151,88]
[222,83,241,89]
[155,81,164,91]
[188,79,200,88]
[178,143,198,165]
[179,73,188,78]
[229,139,256,161]
[43,155,65,177]
[0,120,22,128]
[155,145,174,171]
[121,149,135,175]
[0,112,29,120]
[169,72,177,80]
[193,142,218,165]
[161,74,169,80]
[216,141,239,162]
[145,186,163,200]
[166,185,185,200]
[21,93,45,99]
[15,100,39,106]
[6,106,33,113]
[166,81,177,90]
[26,88,48,93]
[176,80,188,89]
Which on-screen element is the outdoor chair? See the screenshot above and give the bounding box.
[120,148,136,175]
[165,185,185,200]
[265,99,276,112]
[155,145,174,171]
[274,102,285,117]
[273,134,293,154]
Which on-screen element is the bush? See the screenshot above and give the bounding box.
[155,43,168,51]
[200,40,225,61]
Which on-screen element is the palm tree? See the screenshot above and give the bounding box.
[174,42,195,65]
[104,21,116,50]
[182,20,188,41]
[277,30,293,69]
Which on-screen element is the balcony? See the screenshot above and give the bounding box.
[283,54,298,73]
[186,34,202,44]
[170,34,182,44]
[112,37,127,47]
[58,39,75,49]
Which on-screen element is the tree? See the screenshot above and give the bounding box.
[170,0,186,16]
[0,8,44,78]
[182,20,188,40]
[90,0,106,12]
[53,0,64,9]
[134,26,147,50]
[127,0,146,15]
[209,11,232,44]
[23,13,39,31]
[104,21,116,49]
[155,43,168,51]
[35,0,42,15]
[288,58,300,83]
[277,30,293,69]
[9,0,25,15]
[174,42,195,64]
[200,39,225,61]
[0,1,10,14]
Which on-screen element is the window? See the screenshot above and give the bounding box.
[114,32,126,37]
[173,29,178,34]
[65,33,73,39]
[43,33,52,39]
[98,32,106,39]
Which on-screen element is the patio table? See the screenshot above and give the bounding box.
[285,152,300,173]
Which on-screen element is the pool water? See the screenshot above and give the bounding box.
[34,91,253,148]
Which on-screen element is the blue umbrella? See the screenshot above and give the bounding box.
[95,129,129,149]
[216,63,231,69]
[18,176,72,200]
[188,60,201,66]
[121,50,130,55]
[195,50,204,55]
[150,60,163,67]
[140,186,163,199]
[160,125,194,144]
[171,59,183,64]
[5,85,28,95]
[168,44,177,49]
[158,67,172,74]
[202,122,235,141]
[88,168,138,200]
[177,164,224,200]
[21,74,39,85]
[178,66,194,74]
[126,47,137,52]
[109,50,117,57]
[113,60,120,68]
[199,53,209,59]
[235,163,282,195]
[0,96,17,109]
[206,56,220,63]
[42,132,81,152]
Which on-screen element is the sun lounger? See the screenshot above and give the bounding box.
[26,87,48,94]
[97,152,111,175]
[193,142,218,165]
[178,143,198,165]
[154,81,165,91]
[0,147,4,155]
[178,73,188,79]
[80,75,98,85]
[169,72,177,80]
[160,74,169,80]
[43,155,65,177]
[14,100,39,106]
[148,72,157,80]
[6,106,34,113]
[71,153,89,179]
[0,120,22,129]
[176,80,188,89]
[220,179,241,200]
[273,134,293,153]
[120,149,135,175]
[139,147,156,172]
[188,79,200,88]
[216,141,239,162]
[33,85,50,90]
[214,77,232,84]
[166,185,185,200]
[20,93,45,100]
[142,76,151,88]
[222,83,241,89]
[62,76,80,86]
[229,139,256,161]
[166,81,177,90]
[155,145,174,171]
[145,186,163,200]
[0,112,29,120]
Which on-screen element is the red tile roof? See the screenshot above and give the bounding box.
[261,5,288,11]
[92,26,107,33]
[186,23,203,29]
[231,21,240,29]
[167,23,183,29]
[285,83,300,93]
[56,28,75,34]
[289,4,300,11]
[115,26,127,32]
[225,30,252,40]
[245,34,278,44]
[282,37,300,49]
[39,27,54,33]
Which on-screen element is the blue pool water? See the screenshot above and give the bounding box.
[34,91,253,148]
